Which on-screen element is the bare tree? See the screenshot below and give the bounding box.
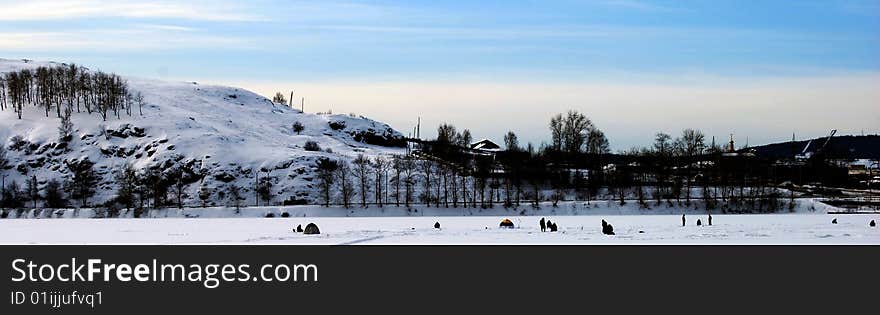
[134,91,145,116]
[0,145,8,172]
[676,128,706,205]
[352,154,371,207]
[272,92,287,104]
[586,128,610,154]
[42,179,66,208]
[503,131,519,151]
[336,160,354,208]
[563,110,592,154]
[169,167,187,209]
[256,171,273,206]
[418,159,434,206]
[402,156,416,207]
[26,175,39,209]
[458,129,473,147]
[549,113,564,152]
[436,123,457,144]
[315,158,338,207]
[228,185,243,212]
[198,181,212,208]
[64,158,97,207]
[58,106,74,142]
[391,155,403,206]
[114,164,138,211]
[372,156,390,207]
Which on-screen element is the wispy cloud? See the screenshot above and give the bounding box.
[134,24,198,32]
[0,0,264,21]
[0,27,253,52]
[301,23,852,44]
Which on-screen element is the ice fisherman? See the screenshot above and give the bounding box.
[540,217,546,232]
[682,214,686,227]
[708,214,713,226]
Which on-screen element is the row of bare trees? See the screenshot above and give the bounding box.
[315,153,503,209]
[0,64,145,121]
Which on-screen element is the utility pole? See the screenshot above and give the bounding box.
[289,90,294,108]
[301,97,304,113]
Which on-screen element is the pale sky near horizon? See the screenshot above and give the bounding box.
[1,0,878,150]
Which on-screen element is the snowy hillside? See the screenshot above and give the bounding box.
[0,58,406,207]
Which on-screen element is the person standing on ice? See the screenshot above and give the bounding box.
[540,217,546,232]
[682,214,686,227]
[708,214,712,226]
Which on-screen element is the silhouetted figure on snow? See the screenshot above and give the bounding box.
[540,217,546,232]
[708,214,713,226]
[870,220,876,227]
[549,222,558,232]
[601,219,615,235]
[434,222,441,229]
[696,219,702,226]
[832,218,837,224]
[682,214,686,227]
[296,224,303,232]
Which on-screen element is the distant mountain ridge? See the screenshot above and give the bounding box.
[747,135,880,160]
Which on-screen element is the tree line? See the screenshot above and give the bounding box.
[0,64,145,122]
[0,100,799,215]
[308,110,615,210]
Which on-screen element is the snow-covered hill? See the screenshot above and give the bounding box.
[0,58,406,207]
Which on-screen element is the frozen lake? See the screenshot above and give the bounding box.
[1,213,878,244]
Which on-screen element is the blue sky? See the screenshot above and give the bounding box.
[2,0,879,149]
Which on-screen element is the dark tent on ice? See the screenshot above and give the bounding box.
[500,218,515,228]
[304,223,321,235]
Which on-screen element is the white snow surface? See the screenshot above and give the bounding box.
[1,200,878,244]
[1,212,877,245]
[1,58,405,204]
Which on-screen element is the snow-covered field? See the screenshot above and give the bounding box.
[2,212,877,244]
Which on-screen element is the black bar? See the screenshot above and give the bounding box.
[1,246,875,314]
